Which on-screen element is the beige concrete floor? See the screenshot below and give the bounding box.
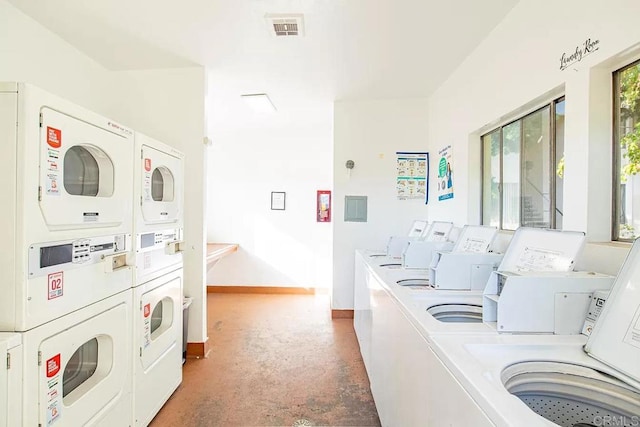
[150,292,381,427]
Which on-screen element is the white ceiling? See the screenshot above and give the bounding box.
[9,0,519,128]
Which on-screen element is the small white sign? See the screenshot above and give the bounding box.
[47,272,63,300]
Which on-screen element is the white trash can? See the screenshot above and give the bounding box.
[182,297,193,364]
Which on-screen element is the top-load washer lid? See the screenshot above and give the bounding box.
[407,220,428,238]
[450,225,498,253]
[497,228,585,272]
[423,221,454,242]
[585,238,640,385]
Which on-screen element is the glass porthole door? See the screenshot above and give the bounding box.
[38,302,128,426]
[39,108,132,230]
[140,145,182,224]
[140,275,182,370]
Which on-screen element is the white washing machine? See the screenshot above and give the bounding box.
[21,289,133,427]
[0,333,22,427]
[430,239,640,426]
[397,228,602,334]
[0,82,134,332]
[131,133,184,426]
[132,268,183,427]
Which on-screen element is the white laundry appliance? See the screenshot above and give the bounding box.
[131,133,184,427]
[375,219,429,261]
[133,133,184,285]
[428,239,640,426]
[409,228,601,328]
[21,289,133,427]
[0,333,22,427]
[428,225,503,290]
[379,221,455,268]
[354,229,618,426]
[0,82,134,332]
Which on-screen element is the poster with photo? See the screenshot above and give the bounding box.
[437,145,454,201]
[396,152,429,203]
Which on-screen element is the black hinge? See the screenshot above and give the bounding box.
[38,351,42,366]
[38,186,42,202]
[39,112,43,128]
[6,353,9,369]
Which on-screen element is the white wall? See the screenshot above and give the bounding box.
[206,100,333,290]
[110,68,207,344]
[332,99,430,309]
[426,0,640,272]
[0,0,113,115]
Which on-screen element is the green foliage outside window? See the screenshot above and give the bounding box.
[620,65,640,182]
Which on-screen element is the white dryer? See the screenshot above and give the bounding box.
[132,268,183,426]
[131,133,184,426]
[21,289,133,427]
[133,132,184,285]
[0,333,22,427]
[0,82,134,332]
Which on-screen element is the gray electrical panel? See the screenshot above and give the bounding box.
[344,196,367,222]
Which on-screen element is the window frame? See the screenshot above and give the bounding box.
[612,59,640,242]
[481,96,565,230]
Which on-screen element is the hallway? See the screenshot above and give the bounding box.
[151,292,380,427]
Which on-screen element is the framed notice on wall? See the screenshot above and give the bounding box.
[396,152,429,203]
[271,192,286,210]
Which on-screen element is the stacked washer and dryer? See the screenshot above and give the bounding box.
[0,82,185,427]
[131,133,185,427]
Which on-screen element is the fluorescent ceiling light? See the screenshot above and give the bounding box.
[241,93,277,113]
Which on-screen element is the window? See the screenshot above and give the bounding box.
[613,60,640,241]
[482,98,565,230]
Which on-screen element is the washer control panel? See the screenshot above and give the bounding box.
[136,228,182,252]
[581,290,608,336]
[28,234,131,277]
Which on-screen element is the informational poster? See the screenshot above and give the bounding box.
[437,145,454,201]
[396,152,428,203]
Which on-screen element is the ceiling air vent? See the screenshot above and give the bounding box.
[265,14,305,37]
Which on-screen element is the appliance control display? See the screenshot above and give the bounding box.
[137,229,180,251]
[40,244,73,268]
[141,232,156,249]
[29,234,131,277]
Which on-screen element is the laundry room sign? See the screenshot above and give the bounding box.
[45,353,63,425]
[559,37,600,71]
[45,127,62,196]
[396,152,429,203]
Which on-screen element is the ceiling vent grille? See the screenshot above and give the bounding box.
[265,14,304,37]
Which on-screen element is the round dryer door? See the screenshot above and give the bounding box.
[39,107,133,230]
[140,145,182,224]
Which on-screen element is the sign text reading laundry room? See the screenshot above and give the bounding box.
[559,38,600,71]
